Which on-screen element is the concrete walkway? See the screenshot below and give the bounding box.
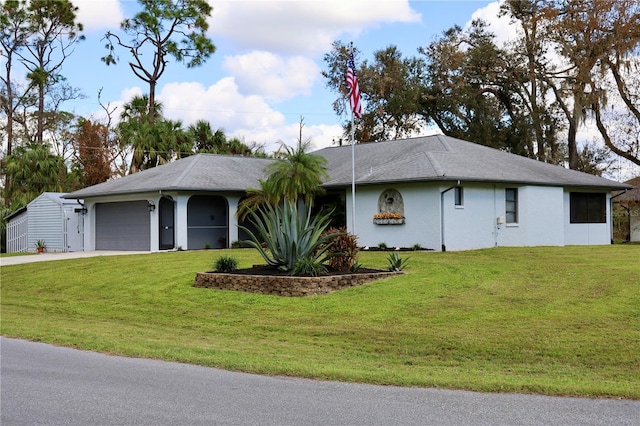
[0,250,150,266]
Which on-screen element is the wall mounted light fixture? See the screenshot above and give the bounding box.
[147,200,156,212]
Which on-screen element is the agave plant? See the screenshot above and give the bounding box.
[387,252,409,272]
[239,201,342,274]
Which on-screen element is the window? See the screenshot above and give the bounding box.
[570,193,606,223]
[454,187,464,206]
[505,188,518,223]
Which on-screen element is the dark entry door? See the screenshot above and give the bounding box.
[159,197,175,250]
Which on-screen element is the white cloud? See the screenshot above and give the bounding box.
[209,0,421,55]
[222,51,320,101]
[233,121,344,153]
[465,0,520,45]
[159,78,284,129]
[74,0,124,33]
[157,79,342,152]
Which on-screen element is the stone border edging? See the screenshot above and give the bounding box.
[194,270,402,297]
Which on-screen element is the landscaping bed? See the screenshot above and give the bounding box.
[194,265,400,296]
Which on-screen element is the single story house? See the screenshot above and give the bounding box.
[5,192,85,253]
[61,135,631,252]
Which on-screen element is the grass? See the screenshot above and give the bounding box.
[1,246,639,399]
[0,251,36,258]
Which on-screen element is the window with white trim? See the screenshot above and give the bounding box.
[454,187,464,206]
[505,188,518,223]
[570,193,606,223]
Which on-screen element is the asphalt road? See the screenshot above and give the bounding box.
[2,338,638,425]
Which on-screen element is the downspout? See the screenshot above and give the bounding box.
[610,189,628,243]
[440,180,460,252]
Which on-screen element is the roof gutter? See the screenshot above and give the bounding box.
[611,189,628,201]
[440,180,461,252]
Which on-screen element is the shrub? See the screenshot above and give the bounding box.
[321,227,359,272]
[350,261,363,273]
[292,258,328,277]
[230,240,242,249]
[378,242,387,250]
[387,252,409,272]
[239,201,340,274]
[214,255,238,273]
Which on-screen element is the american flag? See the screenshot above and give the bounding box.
[347,51,363,119]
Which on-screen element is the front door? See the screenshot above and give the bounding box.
[159,197,175,250]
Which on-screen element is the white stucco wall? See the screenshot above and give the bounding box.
[521,186,565,246]
[440,184,565,250]
[347,183,441,250]
[563,191,612,245]
[494,185,565,248]
[83,191,243,251]
[443,184,497,251]
[79,183,615,252]
[347,182,578,251]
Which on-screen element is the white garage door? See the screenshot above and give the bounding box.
[95,201,150,251]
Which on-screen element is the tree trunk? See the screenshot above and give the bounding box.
[148,80,156,126]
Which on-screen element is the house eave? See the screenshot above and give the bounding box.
[320,177,633,191]
[63,186,249,199]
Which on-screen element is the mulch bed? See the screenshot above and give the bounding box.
[215,264,389,276]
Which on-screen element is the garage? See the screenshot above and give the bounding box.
[95,201,150,250]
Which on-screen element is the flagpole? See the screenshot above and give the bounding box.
[347,42,362,236]
[349,43,356,236]
[351,105,356,236]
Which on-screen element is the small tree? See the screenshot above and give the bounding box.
[237,118,329,219]
[102,0,216,126]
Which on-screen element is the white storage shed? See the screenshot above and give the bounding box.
[5,192,85,253]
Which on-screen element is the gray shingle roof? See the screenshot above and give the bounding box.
[64,154,278,198]
[613,176,640,203]
[315,135,632,189]
[64,136,631,200]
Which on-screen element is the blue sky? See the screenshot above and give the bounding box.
[8,0,638,179]
[54,0,501,153]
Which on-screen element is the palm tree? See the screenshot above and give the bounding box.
[4,143,72,206]
[236,141,329,220]
[188,120,226,153]
[266,139,329,206]
[236,178,279,221]
[155,119,192,163]
[118,95,193,172]
[237,118,328,219]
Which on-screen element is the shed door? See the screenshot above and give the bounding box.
[95,201,150,250]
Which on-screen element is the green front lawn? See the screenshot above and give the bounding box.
[1,246,638,398]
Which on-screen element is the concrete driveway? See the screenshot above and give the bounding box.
[0,250,151,266]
